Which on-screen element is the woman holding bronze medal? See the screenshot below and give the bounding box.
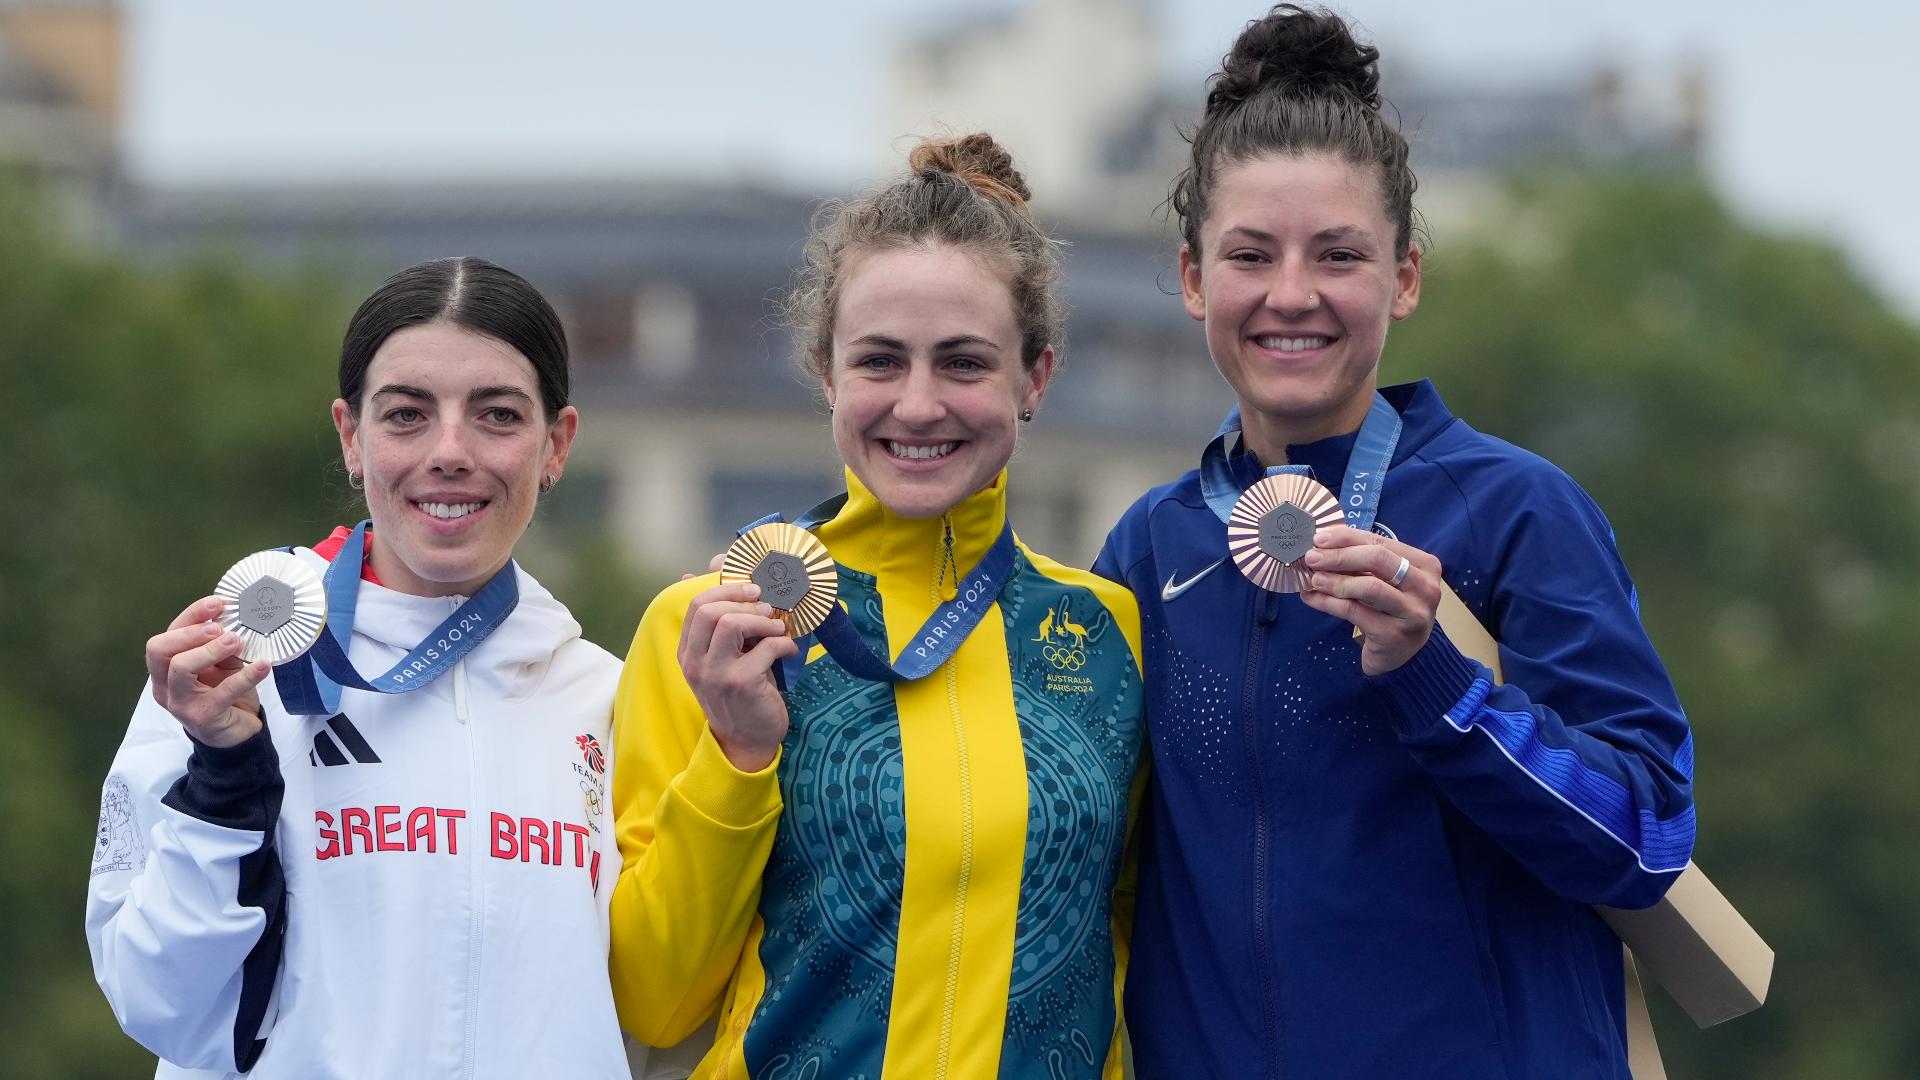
[606,136,1146,1079]
[86,258,631,1077]
[1094,7,1698,1078]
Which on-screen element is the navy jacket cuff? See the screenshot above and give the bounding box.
[162,718,284,831]
[1368,625,1488,745]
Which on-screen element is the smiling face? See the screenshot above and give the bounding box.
[332,321,577,596]
[1181,150,1421,455]
[823,243,1052,519]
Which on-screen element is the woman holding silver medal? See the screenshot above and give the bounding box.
[606,135,1146,1079]
[1094,6,1698,1078]
[86,257,633,1077]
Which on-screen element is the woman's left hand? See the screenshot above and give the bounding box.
[1299,526,1442,677]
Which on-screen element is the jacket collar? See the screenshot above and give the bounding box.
[1240,379,1456,485]
[296,548,582,696]
[819,467,1010,587]
[1376,379,1457,467]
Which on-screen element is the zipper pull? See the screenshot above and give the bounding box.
[1258,589,1281,626]
[447,595,472,723]
[938,517,959,602]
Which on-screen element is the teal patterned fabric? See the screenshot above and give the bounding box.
[742,553,1144,1080]
[997,554,1144,1080]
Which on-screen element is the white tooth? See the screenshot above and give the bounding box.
[1269,336,1327,353]
[420,502,482,520]
[889,441,955,461]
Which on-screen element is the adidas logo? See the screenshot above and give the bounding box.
[310,714,382,766]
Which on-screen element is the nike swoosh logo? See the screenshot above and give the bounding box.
[1161,558,1226,602]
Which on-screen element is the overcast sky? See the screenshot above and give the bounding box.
[124,0,1919,318]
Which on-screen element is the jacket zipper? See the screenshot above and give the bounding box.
[932,514,970,1078]
[453,657,470,724]
[1244,590,1281,1079]
[454,595,483,1080]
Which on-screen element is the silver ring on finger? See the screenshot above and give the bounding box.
[1388,556,1411,588]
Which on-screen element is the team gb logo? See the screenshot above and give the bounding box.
[576,734,606,775]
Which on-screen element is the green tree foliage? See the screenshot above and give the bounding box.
[0,180,350,1074]
[1392,175,1920,1079]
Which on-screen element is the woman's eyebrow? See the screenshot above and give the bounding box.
[468,386,536,405]
[933,335,999,352]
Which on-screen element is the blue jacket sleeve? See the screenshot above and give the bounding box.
[1092,492,1153,590]
[1092,534,1125,588]
[1369,475,1695,910]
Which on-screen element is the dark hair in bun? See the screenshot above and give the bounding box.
[1173,4,1416,258]
[786,133,1063,379]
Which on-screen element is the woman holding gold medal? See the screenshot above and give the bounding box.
[607,135,1146,1079]
[1095,7,1698,1079]
[86,258,632,1077]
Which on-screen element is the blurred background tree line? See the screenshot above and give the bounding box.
[3,159,1916,1078]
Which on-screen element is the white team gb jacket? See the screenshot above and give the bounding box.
[86,548,631,1079]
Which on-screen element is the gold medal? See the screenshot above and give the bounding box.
[720,522,839,637]
[1227,473,1343,593]
[214,550,328,664]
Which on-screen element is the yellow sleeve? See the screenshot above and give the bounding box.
[607,574,785,1045]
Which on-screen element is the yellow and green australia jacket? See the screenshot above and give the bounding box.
[608,470,1146,1079]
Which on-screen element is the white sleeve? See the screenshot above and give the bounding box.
[85,683,288,1073]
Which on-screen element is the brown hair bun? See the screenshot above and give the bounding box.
[784,132,1063,381]
[908,133,1033,208]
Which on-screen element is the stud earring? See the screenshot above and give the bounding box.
[1020,409,1034,423]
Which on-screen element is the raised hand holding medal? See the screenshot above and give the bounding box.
[674,523,829,772]
[1299,526,1442,676]
[142,595,273,750]
[1204,393,1443,675]
[139,549,330,749]
[686,489,1019,771]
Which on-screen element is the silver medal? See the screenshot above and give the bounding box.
[214,550,328,664]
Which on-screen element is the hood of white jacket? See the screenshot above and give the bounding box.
[295,550,585,702]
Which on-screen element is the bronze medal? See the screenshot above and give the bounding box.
[1227,473,1343,593]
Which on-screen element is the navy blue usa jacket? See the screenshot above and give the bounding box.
[1095,381,1695,1080]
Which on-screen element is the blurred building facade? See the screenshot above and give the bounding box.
[0,0,121,232]
[882,0,1708,236]
[4,0,1711,573]
[114,179,1213,571]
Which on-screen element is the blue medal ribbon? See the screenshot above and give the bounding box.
[273,520,520,715]
[1198,392,1403,531]
[744,495,1016,690]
